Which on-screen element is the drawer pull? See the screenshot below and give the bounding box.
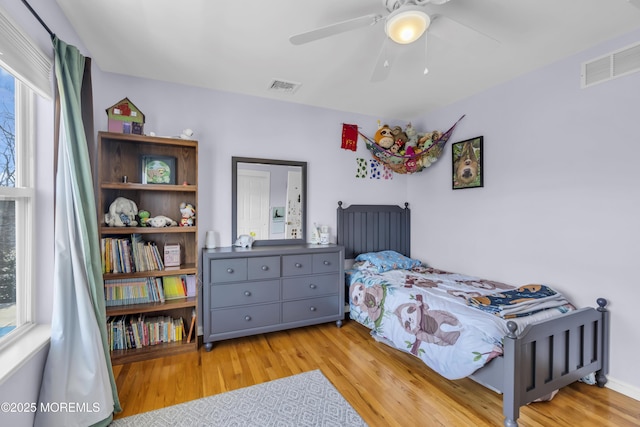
[309,284,317,289]
[295,262,302,268]
[244,315,252,321]
[261,265,269,271]
[226,268,234,274]
[309,306,317,312]
[244,291,252,296]
[323,260,330,265]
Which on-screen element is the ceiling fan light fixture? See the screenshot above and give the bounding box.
[385,7,430,45]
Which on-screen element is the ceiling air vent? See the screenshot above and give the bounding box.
[268,79,301,94]
[582,41,640,88]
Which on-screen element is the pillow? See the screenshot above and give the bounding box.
[354,250,422,273]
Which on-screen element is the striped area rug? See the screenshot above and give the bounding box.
[110,369,368,427]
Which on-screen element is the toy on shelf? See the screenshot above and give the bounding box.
[179,202,196,227]
[104,197,138,227]
[138,210,150,226]
[146,215,178,227]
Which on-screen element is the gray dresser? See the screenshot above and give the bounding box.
[202,244,345,350]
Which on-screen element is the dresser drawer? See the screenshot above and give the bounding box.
[210,280,280,308]
[282,296,340,323]
[282,254,312,276]
[312,252,341,273]
[210,303,281,334]
[248,256,280,280]
[210,258,247,283]
[282,274,339,300]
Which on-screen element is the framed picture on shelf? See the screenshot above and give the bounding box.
[141,155,176,184]
[452,136,483,190]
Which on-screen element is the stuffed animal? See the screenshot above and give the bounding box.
[179,202,196,227]
[418,130,443,151]
[374,125,395,149]
[389,139,404,155]
[138,210,150,227]
[390,125,408,146]
[405,123,419,148]
[233,234,254,248]
[146,215,178,227]
[104,197,138,227]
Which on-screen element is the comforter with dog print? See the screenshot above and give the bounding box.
[347,264,574,380]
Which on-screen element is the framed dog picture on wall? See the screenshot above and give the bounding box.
[452,136,483,189]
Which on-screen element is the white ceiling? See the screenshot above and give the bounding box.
[55,0,640,119]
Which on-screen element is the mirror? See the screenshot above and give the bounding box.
[232,157,307,246]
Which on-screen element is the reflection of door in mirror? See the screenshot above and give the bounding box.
[237,169,270,239]
[285,170,302,238]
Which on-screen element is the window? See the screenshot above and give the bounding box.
[0,66,35,344]
[0,6,51,348]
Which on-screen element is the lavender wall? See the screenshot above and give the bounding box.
[90,73,411,249]
[409,28,640,398]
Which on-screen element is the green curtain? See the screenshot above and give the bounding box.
[35,37,121,427]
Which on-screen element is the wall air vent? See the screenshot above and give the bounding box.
[582,41,640,88]
[268,79,301,94]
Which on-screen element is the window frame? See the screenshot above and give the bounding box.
[0,76,36,349]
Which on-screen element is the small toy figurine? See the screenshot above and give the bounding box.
[179,202,196,227]
[233,235,254,248]
[138,210,150,226]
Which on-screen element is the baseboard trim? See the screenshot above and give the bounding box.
[606,376,640,401]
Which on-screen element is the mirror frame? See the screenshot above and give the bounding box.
[232,156,307,246]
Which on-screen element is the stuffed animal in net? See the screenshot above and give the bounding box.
[104,197,138,227]
[374,125,395,149]
[363,115,465,174]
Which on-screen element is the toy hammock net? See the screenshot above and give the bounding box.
[359,115,465,174]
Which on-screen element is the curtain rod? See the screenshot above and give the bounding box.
[21,0,55,38]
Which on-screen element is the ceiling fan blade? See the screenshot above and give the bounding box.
[290,14,382,45]
[370,38,402,82]
[628,0,640,9]
[428,14,499,52]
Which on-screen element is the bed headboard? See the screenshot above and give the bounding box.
[336,201,410,259]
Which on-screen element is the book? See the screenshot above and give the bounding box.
[164,243,181,268]
[185,274,197,297]
[101,234,166,273]
[162,275,187,299]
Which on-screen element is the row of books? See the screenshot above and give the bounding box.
[101,234,165,274]
[107,314,185,350]
[104,274,196,306]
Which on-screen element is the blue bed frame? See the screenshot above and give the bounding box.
[337,202,610,427]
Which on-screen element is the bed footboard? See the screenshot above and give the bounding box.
[501,298,609,427]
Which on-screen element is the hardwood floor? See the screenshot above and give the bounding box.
[112,320,640,426]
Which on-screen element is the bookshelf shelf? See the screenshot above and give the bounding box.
[100,226,197,235]
[110,339,198,365]
[106,297,197,316]
[101,182,197,192]
[97,131,199,364]
[103,264,197,280]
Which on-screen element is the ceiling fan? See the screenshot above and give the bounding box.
[289,0,499,81]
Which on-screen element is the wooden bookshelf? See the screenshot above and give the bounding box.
[97,131,199,364]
